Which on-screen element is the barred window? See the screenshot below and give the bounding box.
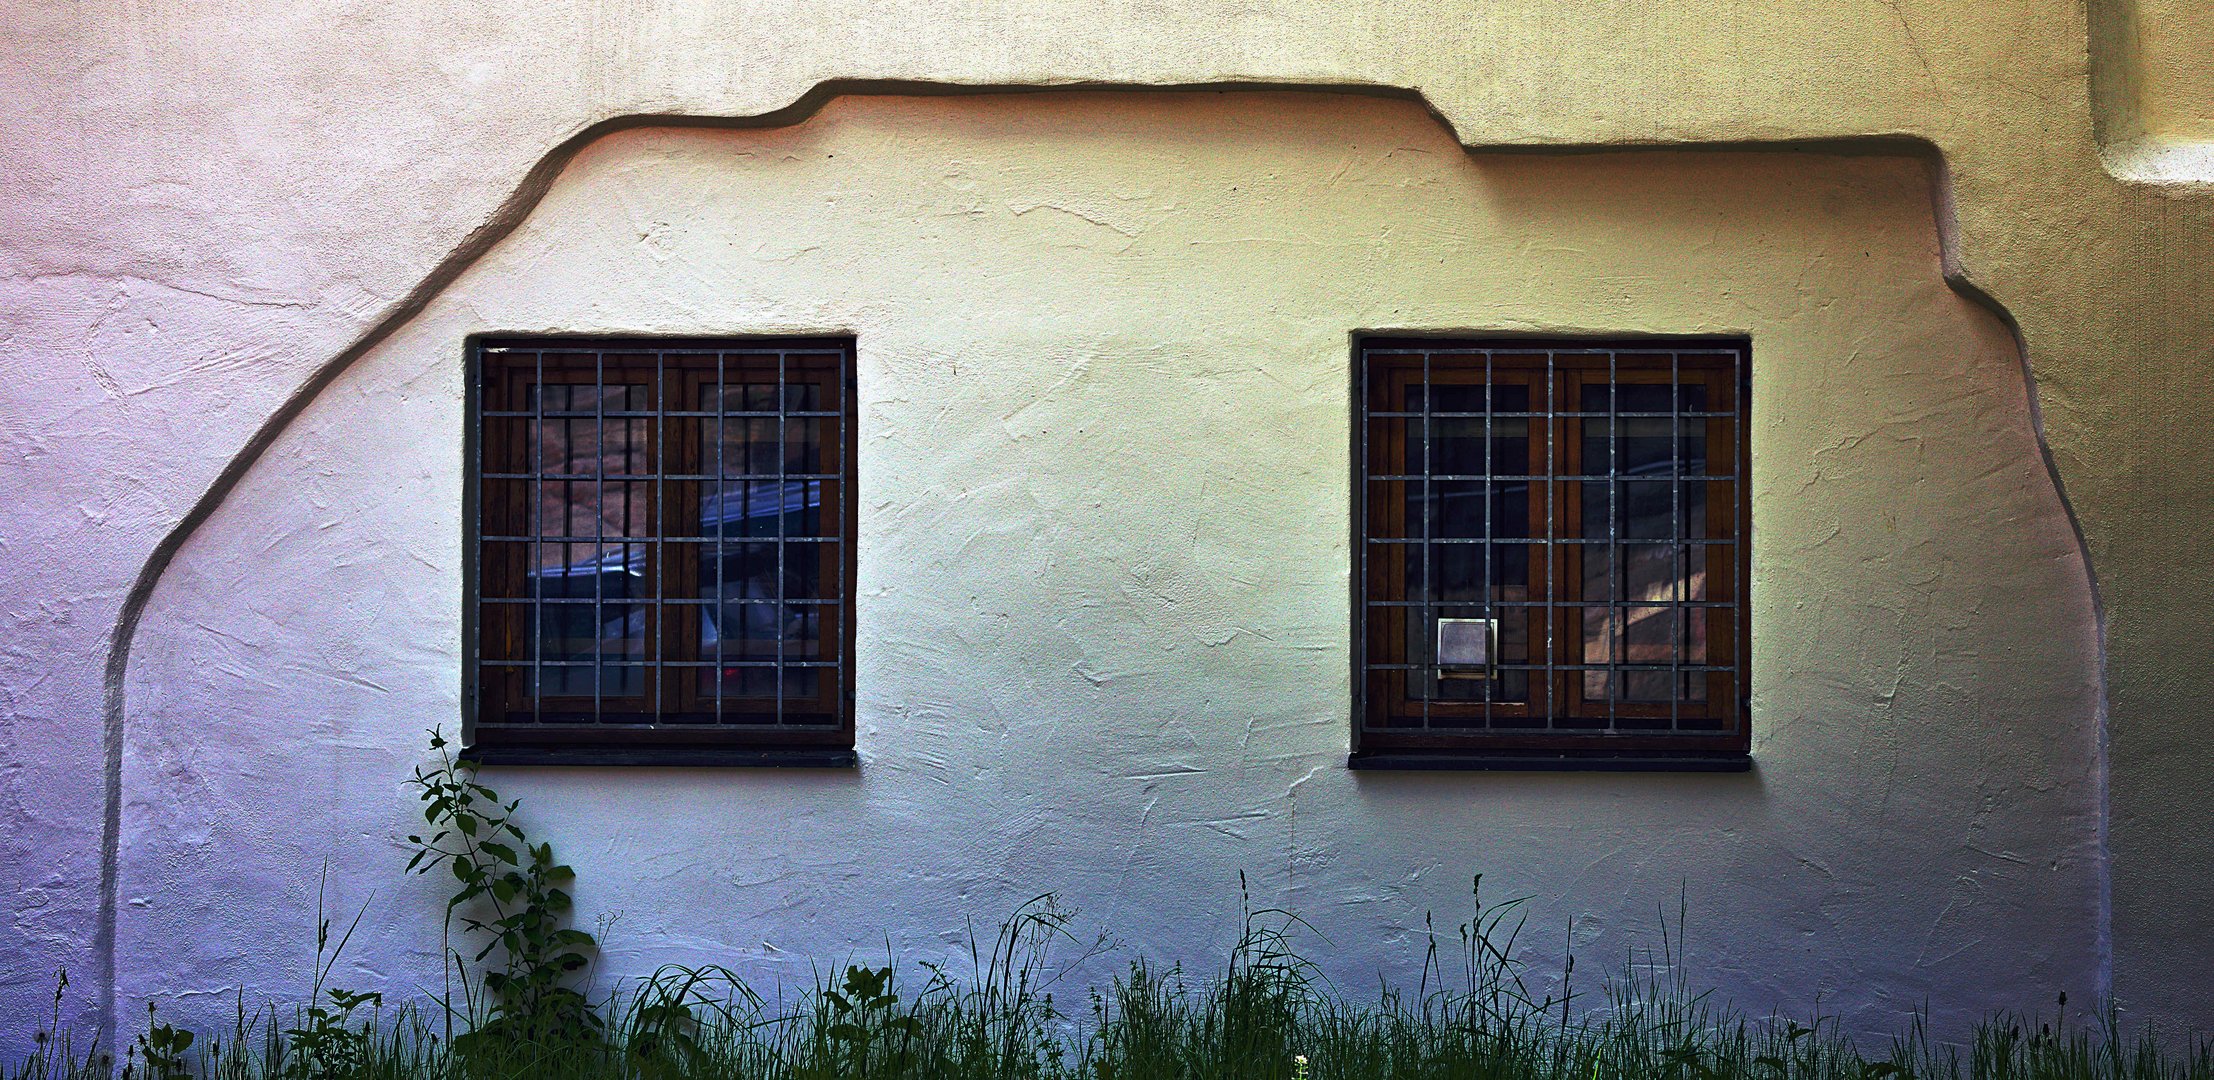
[467,338,855,765]
[1353,338,1750,769]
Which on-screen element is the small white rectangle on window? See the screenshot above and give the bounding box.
[1437,618,1495,678]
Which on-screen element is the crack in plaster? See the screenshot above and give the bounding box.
[92,79,2113,1034]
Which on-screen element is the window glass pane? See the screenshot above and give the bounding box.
[1406,385,1532,641]
[703,478,824,538]
[528,540,649,699]
[699,412,828,476]
[694,376,833,709]
[1623,542,1682,603]
[1578,376,1710,708]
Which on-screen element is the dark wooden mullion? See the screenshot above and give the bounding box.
[828,365,850,734]
[1533,361,1567,727]
[666,368,710,722]
[499,369,533,716]
[1557,367,1602,727]
[1483,364,1549,725]
[622,363,665,719]
[477,360,535,724]
[1512,366,1552,722]
[804,365,845,724]
[1363,365,1412,734]
[628,359,670,727]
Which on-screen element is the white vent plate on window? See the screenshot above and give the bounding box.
[1436,617,1495,679]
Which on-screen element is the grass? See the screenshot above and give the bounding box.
[9,884,2211,1080]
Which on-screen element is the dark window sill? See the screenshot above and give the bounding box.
[461,746,858,769]
[1348,751,1751,773]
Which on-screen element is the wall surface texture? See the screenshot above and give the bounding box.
[2,0,2210,1041]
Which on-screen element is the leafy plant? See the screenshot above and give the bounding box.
[803,965,922,1079]
[404,730,599,1053]
[126,1005,190,1080]
[278,867,381,1080]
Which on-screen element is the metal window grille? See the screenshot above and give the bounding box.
[1354,338,1750,761]
[468,337,855,753]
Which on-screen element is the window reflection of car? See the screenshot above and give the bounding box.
[529,548,646,695]
[526,480,821,688]
[697,481,822,671]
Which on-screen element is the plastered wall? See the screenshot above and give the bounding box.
[5,0,2212,1043]
[118,92,2098,1034]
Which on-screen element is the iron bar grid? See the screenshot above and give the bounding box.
[1354,338,1751,752]
[468,338,856,751]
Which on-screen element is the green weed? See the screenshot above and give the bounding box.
[10,731,2210,1080]
[406,730,599,1054]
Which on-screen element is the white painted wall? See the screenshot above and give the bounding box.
[114,91,2102,1036]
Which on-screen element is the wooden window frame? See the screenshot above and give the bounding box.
[1351,337,1751,771]
[464,336,858,767]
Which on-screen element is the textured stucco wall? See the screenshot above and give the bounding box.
[2,0,2210,1042]
[122,91,2097,1033]
[2129,0,2214,140]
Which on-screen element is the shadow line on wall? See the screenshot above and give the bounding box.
[91,78,2111,1035]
